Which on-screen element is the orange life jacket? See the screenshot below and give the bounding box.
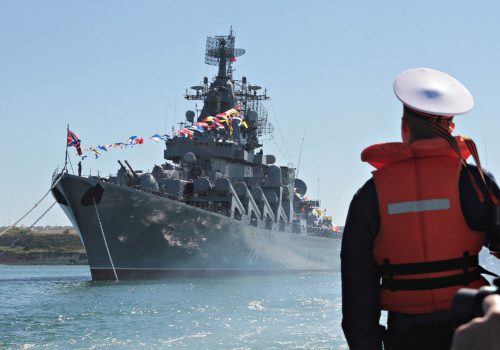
[362,136,488,314]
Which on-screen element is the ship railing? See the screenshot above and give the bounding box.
[52,167,60,182]
[184,196,232,217]
[135,186,185,202]
[52,165,68,183]
[306,224,342,239]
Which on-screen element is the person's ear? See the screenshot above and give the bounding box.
[448,121,455,133]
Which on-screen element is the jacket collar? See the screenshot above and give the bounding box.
[361,136,471,170]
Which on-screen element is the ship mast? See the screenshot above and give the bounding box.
[184,29,274,151]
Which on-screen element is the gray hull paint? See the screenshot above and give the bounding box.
[55,174,341,279]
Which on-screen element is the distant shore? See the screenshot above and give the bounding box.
[0,227,88,265]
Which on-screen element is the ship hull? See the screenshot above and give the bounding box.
[54,174,341,280]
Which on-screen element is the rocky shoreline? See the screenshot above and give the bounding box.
[0,227,88,265]
[0,251,88,265]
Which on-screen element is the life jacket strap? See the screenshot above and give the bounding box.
[380,253,479,276]
[382,270,481,291]
[381,252,482,291]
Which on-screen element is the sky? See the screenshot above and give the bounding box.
[1,0,500,227]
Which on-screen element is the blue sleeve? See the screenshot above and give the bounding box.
[341,179,385,350]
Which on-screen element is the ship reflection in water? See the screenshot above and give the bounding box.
[52,30,342,280]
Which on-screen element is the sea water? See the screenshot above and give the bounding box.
[0,267,345,349]
[1,252,499,350]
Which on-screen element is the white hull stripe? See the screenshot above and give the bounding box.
[388,198,450,215]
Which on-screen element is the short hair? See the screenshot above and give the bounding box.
[403,106,454,141]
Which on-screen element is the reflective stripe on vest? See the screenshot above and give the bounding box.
[388,198,450,215]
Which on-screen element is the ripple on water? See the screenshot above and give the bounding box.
[1,266,347,349]
[248,300,265,311]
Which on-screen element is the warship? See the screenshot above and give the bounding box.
[51,30,342,280]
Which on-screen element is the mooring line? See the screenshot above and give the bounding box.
[0,172,64,237]
[0,171,63,255]
[0,201,58,257]
[93,199,119,282]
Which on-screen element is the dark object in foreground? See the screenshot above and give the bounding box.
[452,277,500,324]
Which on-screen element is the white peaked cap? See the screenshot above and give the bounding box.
[393,68,474,116]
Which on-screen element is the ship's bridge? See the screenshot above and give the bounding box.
[164,137,258,164]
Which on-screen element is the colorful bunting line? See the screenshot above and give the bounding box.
[67,106,248,159]
[68,132,170,159]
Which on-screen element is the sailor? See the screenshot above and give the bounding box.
[341,68,500,350]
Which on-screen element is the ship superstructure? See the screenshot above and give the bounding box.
[51,30,341,280]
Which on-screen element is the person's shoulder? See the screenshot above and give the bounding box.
[461,164,500,200]
[344,177,380,240]
[349,178,378,214]
[463,164,499,186]
[353,178,376,199]
[464,164,495,177]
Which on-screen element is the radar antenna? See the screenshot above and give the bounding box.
[205,30,245,78]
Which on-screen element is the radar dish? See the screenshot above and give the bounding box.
[207,48,246,59]
[294,179,307,196]
[185,110,195,122]
[191,86,204,91]
[205,34,246,66]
